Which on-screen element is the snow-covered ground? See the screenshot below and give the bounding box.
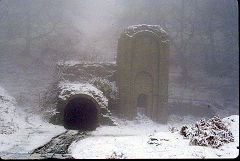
[0,109,66,154]
[0,85,239,159]
[0,86,66,159]
[70,114,239,159]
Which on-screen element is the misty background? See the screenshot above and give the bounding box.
[0,0,238,116]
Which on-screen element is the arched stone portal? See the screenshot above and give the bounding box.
[137,94,148,115]
[63,95,99,130]
[134,72,153,117]
[117,24,170,122]
[137,94,148,108]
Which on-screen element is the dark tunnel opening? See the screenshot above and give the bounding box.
[63,97,99,131]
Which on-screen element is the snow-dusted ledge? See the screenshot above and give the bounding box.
[58,81,108,110]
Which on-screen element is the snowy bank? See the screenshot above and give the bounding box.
[70,114,239,159]
[0,86,66,157]
[0,86,18,135]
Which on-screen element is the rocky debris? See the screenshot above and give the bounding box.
[159,138,170,141]
[147,138,161,146]
[169,126,179,133]
[106,151,126,159]
[31,130,86,157]
[180,116,234,148]
[147,134,170,146]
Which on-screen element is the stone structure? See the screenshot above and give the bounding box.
[49,82,116,130]
[116,24,170,122]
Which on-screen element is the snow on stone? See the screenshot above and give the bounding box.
[58,81,108,109]
[125,24,167,34]
[123,24,168,38]
[57,60,116,67]
[57,60,82,67]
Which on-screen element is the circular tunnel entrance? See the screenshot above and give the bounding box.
[63,96,99,131]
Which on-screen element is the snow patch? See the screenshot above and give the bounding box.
[57,60,116,67]
[70,115,239,159]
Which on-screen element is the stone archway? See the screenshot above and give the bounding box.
[137,93,148,115]
[117,24,170,121]
[63,95,100,131]
[134,72,153,117]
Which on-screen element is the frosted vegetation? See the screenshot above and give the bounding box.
[90,77,119,108]
[180,116,234,148]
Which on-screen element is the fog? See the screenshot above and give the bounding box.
[0,0,238,115]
